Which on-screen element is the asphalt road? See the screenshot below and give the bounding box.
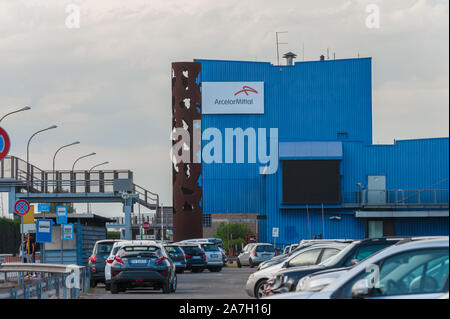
[81,266,256,299]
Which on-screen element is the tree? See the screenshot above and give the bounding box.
[215,222,253,254]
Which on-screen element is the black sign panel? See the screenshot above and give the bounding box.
[282,160,340,204]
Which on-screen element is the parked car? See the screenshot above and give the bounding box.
[219,247,228,266]
[179,238,224,248]
[104,240,131,290]
[109,241,177,294]
[164,244,187,274]
[199,243,223,272]
[295,267,349,293]
[88,240,120,287]
[265,237,408,295]
[266,237,449,299]
[237,243,276,268]
[178,244,207,272]
[246,242,348,298]
[258,239,354,271]
[282,245,291,255]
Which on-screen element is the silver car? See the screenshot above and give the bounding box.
[266,237,449,299]
[238,243,276,268]
[246,242,348,298]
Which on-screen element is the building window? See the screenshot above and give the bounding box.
[203,214,212,228]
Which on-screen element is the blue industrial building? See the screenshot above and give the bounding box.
[195,56,449,246]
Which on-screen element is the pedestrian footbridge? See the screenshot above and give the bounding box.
[0,156,159,239]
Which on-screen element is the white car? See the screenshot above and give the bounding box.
[246,243,348,298]
[199,243,223,272]
[266,237,449,299]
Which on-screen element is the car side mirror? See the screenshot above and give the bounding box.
[350,259,359,266]
[351,279,372,299]
[282,261,289,268]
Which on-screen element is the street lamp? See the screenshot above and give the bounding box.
[0,106,31,123]
[26,125,58,187]
[53,141,80,192]
[88,161,109,173]
[87,161,109,213]
[72,152,96,171]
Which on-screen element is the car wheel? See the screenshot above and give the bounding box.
[176,269,184,274]
[110,283,119,294]
[199,268,205,272]
[237,259,242,268]
[249,259,254,268]
[162,277,171,294]
[90,280,97,288]
[255,279,268,299]
[170,274,177,293]
[191,268,200,273]
[105,283,111,291]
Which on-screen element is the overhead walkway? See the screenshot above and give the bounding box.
[0,156,159,239]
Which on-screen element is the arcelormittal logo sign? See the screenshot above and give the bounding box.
[202,82,264,114]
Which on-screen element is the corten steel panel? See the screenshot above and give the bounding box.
[172,62,203,241]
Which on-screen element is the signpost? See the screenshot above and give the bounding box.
[15,199,30,283]
[56,206,68,264]
[143,221,151,231]
[62,224,74,240]
[272,227,279,249]
[36,219,53,243]
[38,204,51,213]
[0,127,11,161]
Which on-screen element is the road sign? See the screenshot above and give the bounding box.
[56,206,67,224]
[38,204,51,213]
[0,127,11,161]
[143,221,151,230]
[36,219,53,243]
[15,200,30,216]
[23,205,35,224]
[62,223,74,240]
[272,227,279,238]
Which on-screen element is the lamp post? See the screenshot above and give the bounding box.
[52,141,80,192]
[0,106,31,123]
[72,152,96,171]
[87,161,109,213]
[26,125,58,189]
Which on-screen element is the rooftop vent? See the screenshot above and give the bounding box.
[283,52,297,66]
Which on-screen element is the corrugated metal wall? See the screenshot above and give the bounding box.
[195,58,449,244]
[396,218,449,236]
[198,58,373,214]
[45,250,77,265]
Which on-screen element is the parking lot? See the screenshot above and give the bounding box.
[82,266,256,299]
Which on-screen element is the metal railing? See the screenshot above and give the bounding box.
[342,189,449,208]
[1,155,159,210]
[0,263,91,299]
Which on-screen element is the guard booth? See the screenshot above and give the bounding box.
[35,213,113,266]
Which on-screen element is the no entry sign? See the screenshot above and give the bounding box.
[0,127,11,161]
[143,221,151,230]
[15,200,30,216]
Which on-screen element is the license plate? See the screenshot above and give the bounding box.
[193,256,201,259]
[131,259,148,264]
[211,254,219,258]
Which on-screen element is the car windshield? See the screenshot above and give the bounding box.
[121,245,162,257]
[183,247,204,255]
[202,244,219,252]
[165,246,183,254]
[256,245,275,252]
[97,242,114,254]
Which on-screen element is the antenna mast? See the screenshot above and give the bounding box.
[276,31,288,65]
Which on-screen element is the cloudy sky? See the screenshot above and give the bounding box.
[0,0,448,218]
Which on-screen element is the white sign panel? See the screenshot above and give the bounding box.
[38,220,51,233]
[202,82,264,114]
[272,227,279,238]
